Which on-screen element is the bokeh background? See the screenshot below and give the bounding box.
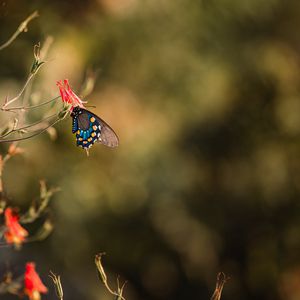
[1,0,300,299]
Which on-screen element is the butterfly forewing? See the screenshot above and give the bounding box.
[77,112,91,130]
[95,115,119,148]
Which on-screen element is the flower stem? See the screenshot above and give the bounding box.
[2,96,60,112]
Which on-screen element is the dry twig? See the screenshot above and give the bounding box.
[95,253,127,300]
[210,272,229,300]
[49,271,64,300]
[0,11,39,51]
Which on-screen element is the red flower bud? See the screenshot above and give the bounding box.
[24,262,48,300]
[56,79,86,110]
[4,207,28,246]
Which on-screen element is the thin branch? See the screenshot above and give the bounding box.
[0,113,58,139]
[95,253,126,300]
[116,277,127,300]
[49,272,64,300]
[2,73,35,109]
[0,102,69,142]
[21,37,54,111]
[2,41,48,110]
[26,219,54,242]
[0,144,24,212]
[0,143,23,194]
[210,272,229,300]
[0,118,61,143]
[0,273,22,295]
[2,96,60,112]
[20,180,60,224]
[0,11,39,51]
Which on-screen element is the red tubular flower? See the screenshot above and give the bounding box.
[56,79,86,110]
[4,207,28,246]
[24,263,48,300]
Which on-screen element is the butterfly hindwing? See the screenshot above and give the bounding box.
[71,107,119,149]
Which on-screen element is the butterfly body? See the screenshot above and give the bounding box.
[70,106,119,149]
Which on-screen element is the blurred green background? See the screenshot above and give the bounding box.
[1,0,300,299]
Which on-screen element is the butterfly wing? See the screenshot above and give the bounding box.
[72,108,119,149]
[94,115,119,148]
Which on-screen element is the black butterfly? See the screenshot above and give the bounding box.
[70,106,119,151]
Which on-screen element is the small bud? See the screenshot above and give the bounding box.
[33,43,41,61]
[8,144,24,156]
[32,219,54,241]
[95,253,107,284]
[80,70,97,97]
[39,180,47,199]
[58,106,70,120]
[31,43,45,75]
[46,127,57,141]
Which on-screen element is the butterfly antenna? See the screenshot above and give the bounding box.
[85,105,96,108]
[85,148,90,157]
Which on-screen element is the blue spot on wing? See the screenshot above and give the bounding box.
[73,112,102,149]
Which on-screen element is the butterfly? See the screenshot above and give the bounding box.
[70,106,119,153]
